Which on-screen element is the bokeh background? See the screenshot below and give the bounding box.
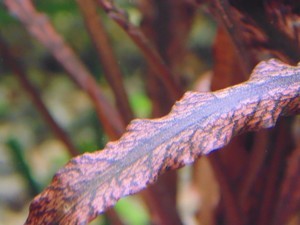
[0,1,216,224]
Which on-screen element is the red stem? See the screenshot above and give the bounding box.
[97,0,183,101]
[0,35,78,156]
[257,121,293,225]
[239,130,269,207]
[209,153,245,225]
[77,0,134,125]
[210,0,254,77]
[4,0,125,140]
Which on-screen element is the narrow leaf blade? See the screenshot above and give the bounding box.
[25,59,300,225]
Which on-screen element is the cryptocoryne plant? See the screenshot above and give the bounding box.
[2,0,300,225]
[25,59,300,224]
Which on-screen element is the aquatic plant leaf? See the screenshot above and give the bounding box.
[25,59,300,225]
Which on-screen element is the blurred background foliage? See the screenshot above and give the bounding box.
[0,0,216,224]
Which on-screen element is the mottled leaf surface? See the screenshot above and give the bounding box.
[25,59,300,225]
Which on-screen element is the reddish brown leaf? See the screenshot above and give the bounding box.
[25,59,300,225]
[224,1,300,64]
[273,143,300,224]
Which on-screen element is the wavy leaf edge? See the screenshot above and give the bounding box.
[25,59,300,225]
